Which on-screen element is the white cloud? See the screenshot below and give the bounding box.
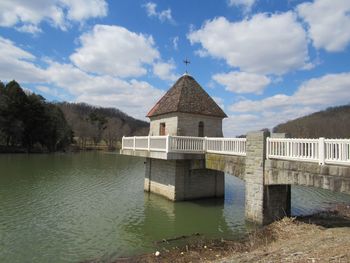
[172,36,179,50]
[144,2,157,16]
[36,85,68,99]
[225,72,350,136]
[75,80,164,119]
[297,0,350,52]
[230,73,350,113]
[144,2,174,23]
[15,24,42,34]
[0,36,46,82]
[0,0,107,32]
[36,85,51,93]
[60,0,107,21]
[70,25,160,78]
[213,71,271,94]
[153,60,178,81]
[45,61,165,119]
[188,12,310,75]
[230,94,291,113]
[223,107,314,136]
[0,35,164,120]
[228,0,256,13]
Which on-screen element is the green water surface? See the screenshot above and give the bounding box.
[1,152,350,263]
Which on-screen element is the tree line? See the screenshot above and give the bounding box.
[273,105,350,138]
[57,102,149,150]
[0,80,150,152]
[0,81,72,152]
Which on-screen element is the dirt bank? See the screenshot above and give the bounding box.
[113,204,350,263]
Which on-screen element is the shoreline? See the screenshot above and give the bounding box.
[0,145,119,154]
[109,203,350,263]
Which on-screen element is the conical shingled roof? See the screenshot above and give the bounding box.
[147,74,227,118]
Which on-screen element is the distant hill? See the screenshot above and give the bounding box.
[57,102,149,149]
[273,105,350,138]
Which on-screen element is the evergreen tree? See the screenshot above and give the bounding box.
[0,80,72,152]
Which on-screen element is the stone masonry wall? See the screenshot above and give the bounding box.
[149,113,178,136]
[149,112,223,137]
[245,131,268,224]
[205,153,246,181]
[177,112,223,137]
[245,131,291,224]
[265,159,350,194]
[145,158,225,201]
[144,158,177,200]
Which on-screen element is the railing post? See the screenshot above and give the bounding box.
[165,135,170,153]
[203,136,207,152]
[319,137,325,165]
[147,135,150,151]
[266,137,270,159]
[133,136,136,151]
[122,136,124,150]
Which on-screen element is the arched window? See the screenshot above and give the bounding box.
[198,121,204,137]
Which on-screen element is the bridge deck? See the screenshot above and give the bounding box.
[121,135,350,166]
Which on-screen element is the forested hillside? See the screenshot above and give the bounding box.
[0,81,72,152]
[0,80,149,152]
[273,105,350,138]
[57,102,149,149]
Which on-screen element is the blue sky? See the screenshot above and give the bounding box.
[0,0,349,136]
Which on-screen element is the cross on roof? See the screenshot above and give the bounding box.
[183,58,190,74]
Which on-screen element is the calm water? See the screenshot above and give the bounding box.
[1,152,350,263]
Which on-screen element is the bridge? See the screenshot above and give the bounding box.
[121,131,350,224]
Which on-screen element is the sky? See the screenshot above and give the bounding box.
[0,0,349,136]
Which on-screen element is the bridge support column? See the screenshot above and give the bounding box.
[245,131,291,225]
[144,158,224,201]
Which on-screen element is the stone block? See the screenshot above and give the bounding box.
[320,165,329,175]
[329,166,339,176]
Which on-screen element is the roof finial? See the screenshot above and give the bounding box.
[183,58,190,75]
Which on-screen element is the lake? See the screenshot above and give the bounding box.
[1,152,350,263]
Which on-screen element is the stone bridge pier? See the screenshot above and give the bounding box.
[206,131,292,225]
[244,131,291,225]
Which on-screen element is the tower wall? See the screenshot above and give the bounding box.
[177,113,223,137]
[149,112,223,137]
[149,113,178,136]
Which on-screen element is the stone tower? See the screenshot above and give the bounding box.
[144,74,227,201]
[147,74,227,137]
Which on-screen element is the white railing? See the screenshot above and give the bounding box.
[169,136,205,153]
[122,135,246,156]
[267,137,350,166]
[325,139,350,165]
[123,136,350,166]
[206,137,246,156]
